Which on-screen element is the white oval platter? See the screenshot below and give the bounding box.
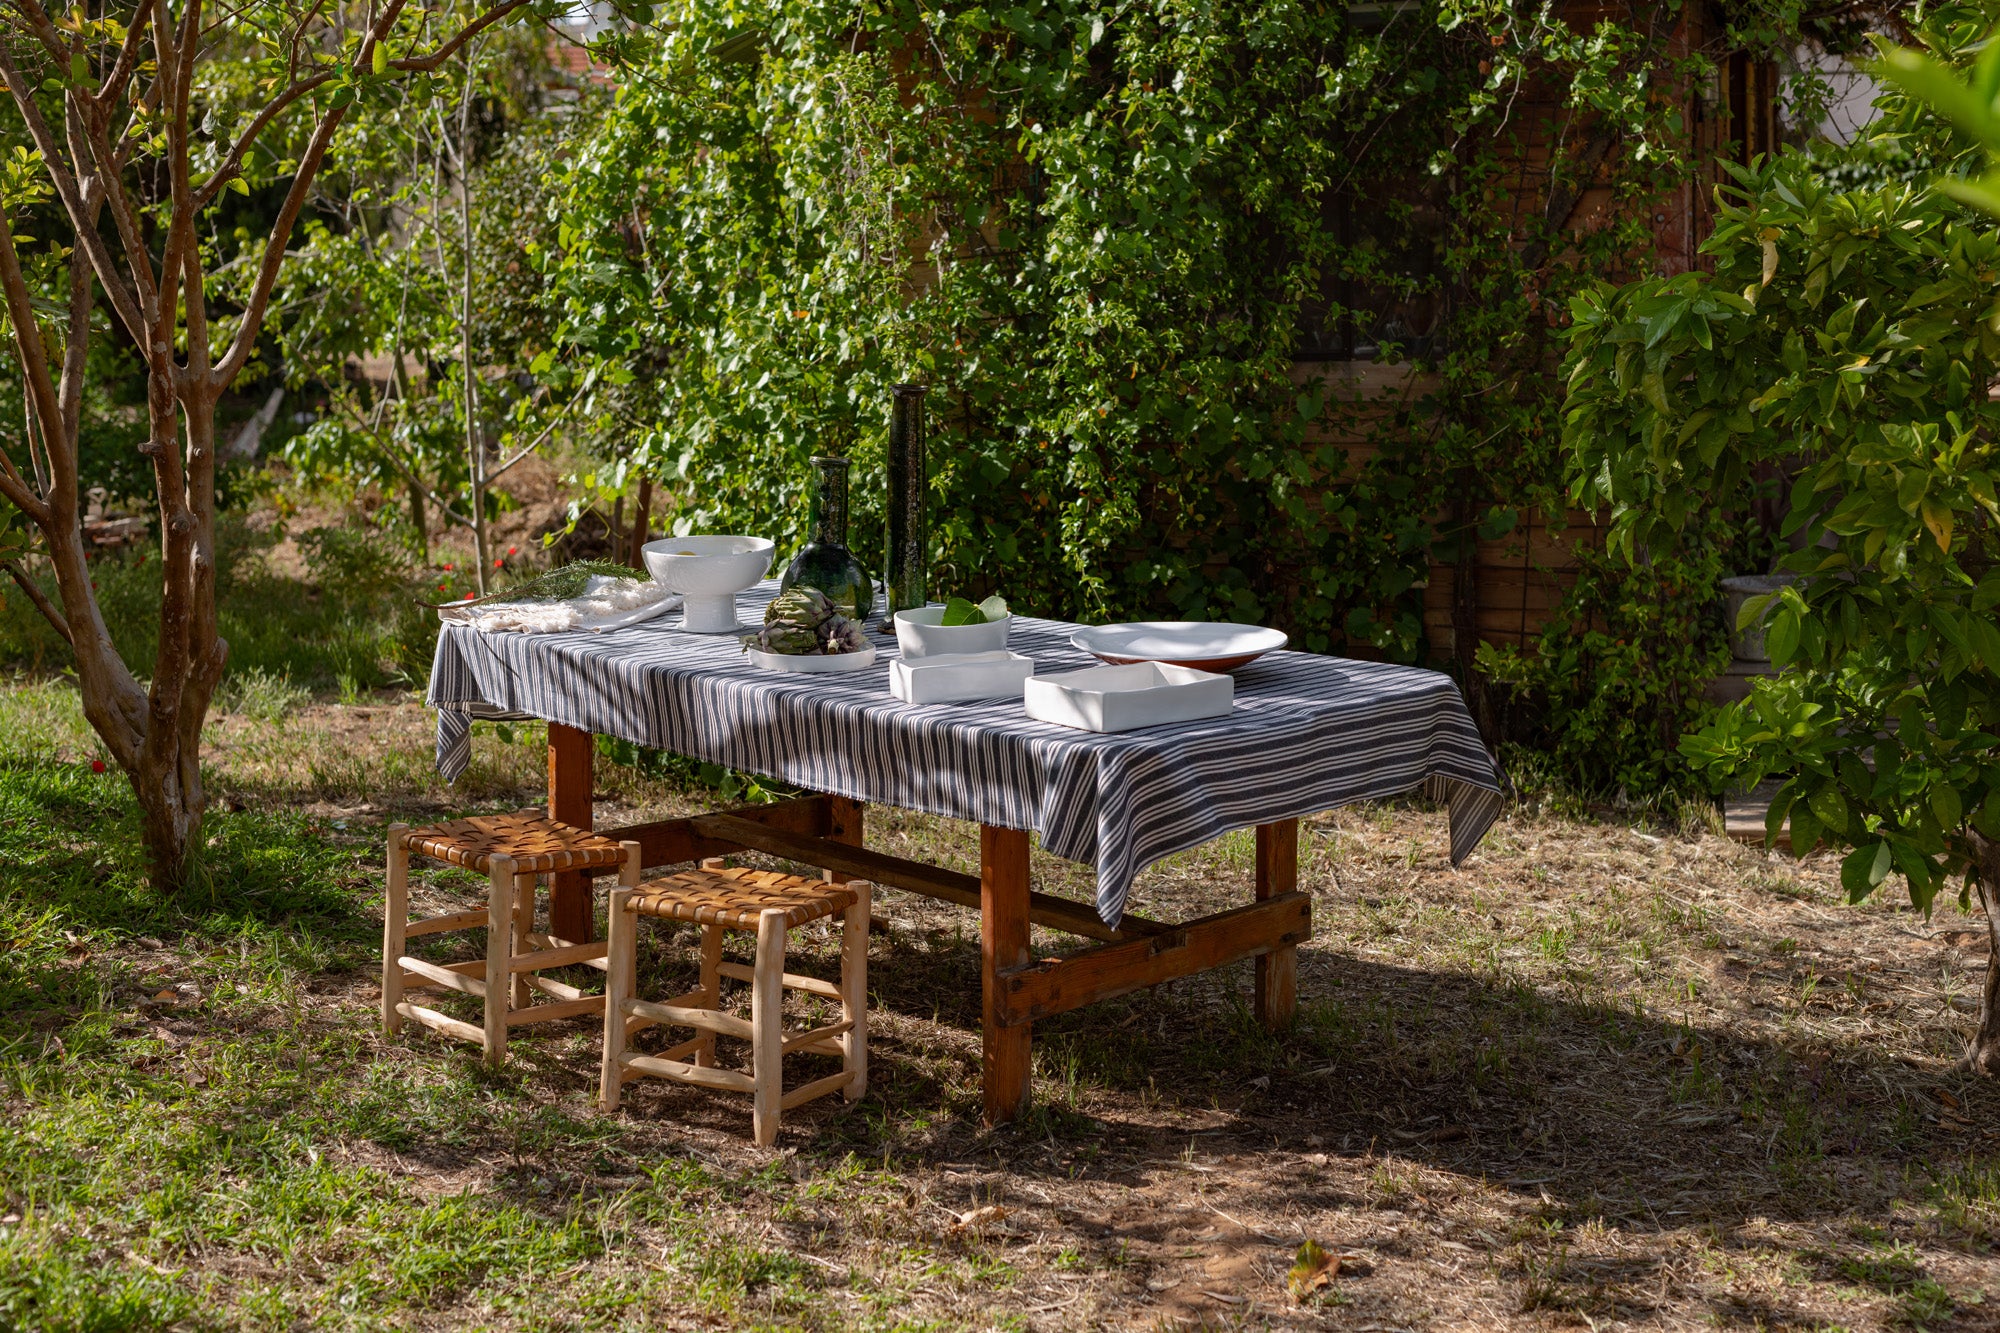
[1070,622,1288,672]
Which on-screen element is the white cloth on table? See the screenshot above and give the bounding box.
[437,575,681,634]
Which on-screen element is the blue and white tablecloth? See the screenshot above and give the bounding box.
[428,584,1504,925]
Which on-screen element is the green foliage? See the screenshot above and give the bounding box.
[547,0,1708,657]
[268,34,585,573]
[1480,541,1733,799]
[0,520,439,692]
[940,595,1007,627]
[594,734,790,804]
[1565,8,2000,909]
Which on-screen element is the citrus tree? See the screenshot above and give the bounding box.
[0,0,556,885]
[1565,5,2000,1068]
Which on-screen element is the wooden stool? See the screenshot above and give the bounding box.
[382,810,640,1065]
[599,866,870,1146]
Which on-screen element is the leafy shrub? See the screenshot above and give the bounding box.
[0,517,441,694]
[1479,543,1732,799]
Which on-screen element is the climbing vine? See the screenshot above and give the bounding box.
[548,0,1812,680]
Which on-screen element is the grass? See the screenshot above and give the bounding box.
[5,670,2000,1328]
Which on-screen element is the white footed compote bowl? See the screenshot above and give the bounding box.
[642,535,775,633]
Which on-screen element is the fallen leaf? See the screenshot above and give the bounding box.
[949,1204,1013,1236]
[1935,1087,1963,1110]
[1288,1239,1339,1302]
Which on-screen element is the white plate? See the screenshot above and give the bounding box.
[889,650,1034,704]
[1024,662,1232,733]
[1070,622,1287,672]
[746,645,878,674]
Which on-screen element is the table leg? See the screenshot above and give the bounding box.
[1254,819,1299,1030]
[548,722,596,942]
[824,795,864,882]
[981,824,1033,1125]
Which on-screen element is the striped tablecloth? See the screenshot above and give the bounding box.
[428,584,1504,925]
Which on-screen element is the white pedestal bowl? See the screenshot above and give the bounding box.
[643,536,775,633]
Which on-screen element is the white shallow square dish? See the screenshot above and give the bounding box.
[1023,662,1232,733]
[889,650,1034,704]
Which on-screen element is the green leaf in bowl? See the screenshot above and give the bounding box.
[976,594,1009,622]
[940,597,986,626]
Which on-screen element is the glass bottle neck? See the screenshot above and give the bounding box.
[809,458,850,547]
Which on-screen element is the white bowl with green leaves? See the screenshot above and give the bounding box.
[894,596,1011,659]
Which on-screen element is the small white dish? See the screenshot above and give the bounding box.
[889,650,1034,704]
[1023,662,1232,733]
[746,644,879,674]
[643,535,775,633]
[1070,621,1287,672]
[894,604,1013,659]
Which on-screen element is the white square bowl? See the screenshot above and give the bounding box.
[1023,662,1233,733]
[888,650,1035,704]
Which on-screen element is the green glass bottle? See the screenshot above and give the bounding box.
[780,455,875,622]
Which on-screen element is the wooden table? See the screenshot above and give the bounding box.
[540,722,1309,1124]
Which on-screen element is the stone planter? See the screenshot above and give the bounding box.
[1719,574,1792,662]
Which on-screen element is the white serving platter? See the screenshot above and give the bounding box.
[1023,662,1232,733]
[889,650,1034,704]
[1070,622,1288,672]
[746,644,878,674]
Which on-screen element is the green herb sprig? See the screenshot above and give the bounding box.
[426,560,638,609]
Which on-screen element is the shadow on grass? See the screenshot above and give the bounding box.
[785,920,1964,1223]
[0,756,374,1045]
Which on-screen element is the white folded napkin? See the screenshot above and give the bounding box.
[439,575,682,634]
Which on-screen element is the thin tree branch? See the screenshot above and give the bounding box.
[0,200,64,528]
[0,41,148,342]
[391,0,532,72]
[5,0,73,65]
[190,72,335,209]
[488,373,597,481]
[3,560,73,646]
[213,0,452,386]
[93,5,152,106]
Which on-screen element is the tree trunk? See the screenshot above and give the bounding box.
[120,379,228,890]
[626,477,652,569]
[1967,832,2000,1074]
[407,478,430,563]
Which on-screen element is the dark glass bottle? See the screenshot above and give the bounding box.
[780,455,875,622]
[885,384,928,619]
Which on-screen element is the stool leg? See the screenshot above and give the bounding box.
[511,870,536,1010]
[599,888,638,1111]
[484,853,515,1066]
[841,882,870,1101]
[382,824,410,1035]
[751,908,788,1147]
[694,924,724,1068]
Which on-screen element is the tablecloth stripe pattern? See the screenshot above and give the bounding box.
[428,584,1503,925]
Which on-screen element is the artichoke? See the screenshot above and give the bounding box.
[827,619,869,654]
[748,586,869,655]
[766,587,837,633]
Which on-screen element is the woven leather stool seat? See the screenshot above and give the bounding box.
[384,815,640,1067]
[405,809,628,874]
[602,866,871,1146]
[630,867,859,931]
